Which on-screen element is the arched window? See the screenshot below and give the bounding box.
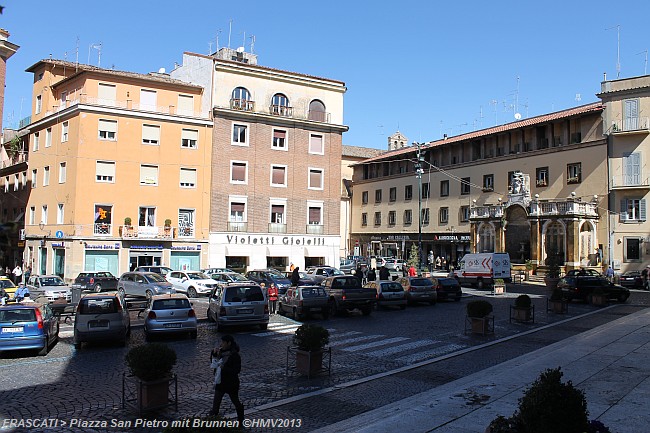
[271,93,291,116]
[308,99,327,122]
[231,87,253,111]
[478,224,495,253]
[545,221,565,262]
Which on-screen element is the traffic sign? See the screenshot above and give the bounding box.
[55,230,64,238]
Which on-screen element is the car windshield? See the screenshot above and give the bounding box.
[0,280,16,289]
[188,272,210,280]
[144,274,167,283]
[40,277,65,286]
[152,298,191,310]
[227,274,248,282]
[79,298,118,314]
[438,278,458,286]
[224,287,264,302]
[266,269,284,277]
[381,282,403,292]
[0,308,36,322]
[410,278,431,286]
[300,287,327,298]
[331,269,345,276]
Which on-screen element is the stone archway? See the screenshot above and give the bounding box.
[504,205,530,263]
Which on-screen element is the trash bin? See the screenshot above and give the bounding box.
[72,287,82,305]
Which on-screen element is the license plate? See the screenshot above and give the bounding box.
[163,323,182,328]
[2,327,22,333]
[237,309,253,315]
[89,321,109,329]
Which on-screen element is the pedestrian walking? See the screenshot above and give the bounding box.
[427,251,434,273]
[604,265,614,282]
[643,266,650,290]
[24,265,31,282]
[442,257,448,270]
[408,265,417,277]
[291,267,300,287]
[12,264,22,285]
[379,265,390,281]
[435,256,441,269]
[362,266,369,284]
[367,267,376,282]
[289,262,295,272]
[210,335,245,425]
[267,284,278,314]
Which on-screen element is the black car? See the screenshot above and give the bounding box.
[619,270,644,289]
[430,277,462,301]
[245,269,292,295]
[558,276,630,302]
[72,272,119,292]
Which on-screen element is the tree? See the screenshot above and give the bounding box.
[407,244,420,269]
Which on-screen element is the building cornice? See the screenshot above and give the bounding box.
[213,107,348,133]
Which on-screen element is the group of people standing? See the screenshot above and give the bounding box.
[2,264,30,285]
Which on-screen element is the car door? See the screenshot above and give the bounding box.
[28,276,43,298]
[167,272,183,293]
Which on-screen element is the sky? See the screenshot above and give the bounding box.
[2,0,650,150]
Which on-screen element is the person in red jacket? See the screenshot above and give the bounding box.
[267,285,278,314]
[408,265,417,277]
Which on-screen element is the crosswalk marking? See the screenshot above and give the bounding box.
[328,334,384,347]
[341,336,410,352]
[363,339,439,358]
[395,343,466,364]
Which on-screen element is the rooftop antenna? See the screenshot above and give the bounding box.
[479,105,484,128]
[513,75,521,120]
[490,99,498,125]
[228,19,233,48]
[637,49,648,75]
[575,93,582,102]
[250,35,256,54]
[208,41,213,55]
[439,120,444,138]
[88,42,102,67]
[606,25,621,78]
[75,36,79,67]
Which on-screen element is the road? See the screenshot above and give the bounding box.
[0,283,647,432]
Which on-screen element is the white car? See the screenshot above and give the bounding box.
[165,271,218,298]
[26,275,72,303]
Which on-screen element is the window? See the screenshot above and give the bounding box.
[308,100,327,122]
[422,182,431,199]
[270,204,285,224]
[98,83,116,105]
[41,205,48,225]
[440,180,449,197]
[624,237,642,262]
[180,168,197,188]
[404,209,413,225]
[232,123,248,145]
[231,87,252,110]
[375,189,382,203]
[405,185,413,200]
[230,200,246,222]
[621,198,647,222]
[45,128,52,147]
[623,152,641,185]
[98,119,117,140]
[362,191,369,205]
[272,129,287,150]
[388,211,396,225]
[536,167,549,187]
[461,206,470,222]
[29,207,35,225]
[177,94,194,116]
[361,212,368,226]
[31,169,37,188]
[43,166,50,186]
[231,162,248,184]
[479,224,495,252]
[139,164,158,185]
[389,187,397,202]
[60,91,67,109]
[36,95,42,114]
[271,165,286,186]
[61,121,69,142]
[623,99,640,131]
[139,207,156,227]
[94,205,113,233]
[483,174,494,191]
[178,209,195,236]
[33,132,39,151]
[567,163,581,184]
[309,134,324,154]
[96,161,115,182]
[181,129,198,148]
[271,93,290,116]
[142,124,160,145]
[374,212,381,226]
[439,207,449,223]
[57,204,64,224]
[421,208,430,224]
[308,168,324,190]
[308,204,323,225]
[461,177,470,195]
[140,89,157,111]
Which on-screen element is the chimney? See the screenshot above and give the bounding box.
[0,29,20,132]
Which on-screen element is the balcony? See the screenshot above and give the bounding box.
[470,206,504,219]
[306,224,324,235]
[611,117,650,134]
[1,152,27,169]
[94,223,113,236]
[118,225,173,239]
[268,223,287,234]
[308,110,331,123]
[227,222,248,232]
[481,186,494,192]
[529,200,598,218]
[611,175,650,189]
[39,95,207,118]
[269,105,293,117]
[536,179,548,187]
[230,98,255,112]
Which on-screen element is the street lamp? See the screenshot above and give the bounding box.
[414,142,425,274]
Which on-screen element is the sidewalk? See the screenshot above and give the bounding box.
[313,307,650,433]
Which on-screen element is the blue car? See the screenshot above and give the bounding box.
[0,303,59,356]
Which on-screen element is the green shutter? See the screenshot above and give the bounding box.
[641,199,647,221]
[620,199,628,221]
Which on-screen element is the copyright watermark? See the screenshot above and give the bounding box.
[242,418,303,428]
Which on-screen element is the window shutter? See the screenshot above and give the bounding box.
[178,95,193,115]
[309,135,323,153]
[272,167,285,184]
[272,205,284,214]
[309,170,322,188]
[142,124,160,142]
[231,203,245,212]
[180,168,196,185]
[641,199,647,221]
[182,129,198,141]
[141,90,157,110]
[308,207,321,224]
[232,163,246,182]
[99,119,117,132]
[140,165,158,184]
[96,161,115,177]
[273,130,286,139]
[620,199,628,221]
[98,83,116,103]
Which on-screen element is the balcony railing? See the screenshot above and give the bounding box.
[530,200,598,217]
[118,225,173,239]
[177,225,195,238]
[308,110,331,123]
[611,117,650,133]
[470,206,504,219]
[94,223,112,236]
[268,223,287,234]
[227,222,248,232]
[1,152,27,169]
[611,175,650,188]
[269,105,293,117]
[536,179,548,187]
[306,224,324,235]
[230,98,255,111]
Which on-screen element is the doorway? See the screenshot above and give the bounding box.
[54,249,65,278]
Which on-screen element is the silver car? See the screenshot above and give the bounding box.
[207,283,268,331]
[73,293,131,349]
[26,275,72,303]
[117,272,175,300]
[364,280,407,309]
[143,294,197,340]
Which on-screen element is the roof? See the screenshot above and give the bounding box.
[360,102,603,164]
[26,59,203,90]
[342,145,384,159]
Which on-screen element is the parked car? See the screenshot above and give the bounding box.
[117,272,175,300]
[382,258,402,272]
[202,267,236,274]
[26,275,72,303]
[207,283,269,331]
[306,266,345,284]
[245,270,292,295]
[430,277,462,301]
[564,269,602,277]
[73,293,130,349]
[0,276,17,301]
[396,277,437,305]
[143,293,197,340]
[278,285,329,320]
[364,280,406,309]
[207,271,251,287]
[0,302,59,355]
[322,275,377,316]
[339,258,357,275]
[134,266,173,276]
[165,271,218,298]
[72,271,118,293]
[282,270,318,285]
[558,276,630,302]
[618,271,644,289]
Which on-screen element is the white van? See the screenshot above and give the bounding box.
[454,253,512,288]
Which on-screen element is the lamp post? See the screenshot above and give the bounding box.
[414,142,425,274]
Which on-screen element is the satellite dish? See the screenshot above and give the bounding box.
[514,113,522,120]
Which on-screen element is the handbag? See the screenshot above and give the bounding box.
[210,358,223,385]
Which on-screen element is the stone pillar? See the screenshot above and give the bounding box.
[530,219,540,264]
[566,218,580,269]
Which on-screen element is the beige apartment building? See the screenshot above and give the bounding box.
[171,48,348,271]
[21,59,212,280]
[350,104,608,271]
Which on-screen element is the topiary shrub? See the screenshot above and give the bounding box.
[550,288,564,301]
[514,294,531,309]
[293,323,329,352]
[466,300,493,318]
[125,343,177,382]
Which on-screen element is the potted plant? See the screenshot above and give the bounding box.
[125,343,177,410]
[164,218,172,236]
[544,249,562,292]
[589,287,608,307]
[121,217,133,237]
[512,294,533,323]
[547,287,568,314]
[493,278,506,295]
[466,300,493,335]
[292,323,329,376]
[525,260,534,280]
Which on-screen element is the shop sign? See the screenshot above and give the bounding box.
[51,242,65,248]
[171,245,201,251]
[433,234,471,242]
[130,244,163,250]
[84,243,121,250]
[385,235,411,241]
[225,235,326,246]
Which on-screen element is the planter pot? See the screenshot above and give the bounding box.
[136,376,171,410]
[544,276,560,292]
[469,316,492,335]
[512,307,532,322]
[295,349,324,376]
[590,294,608,307]
[493,284,505,295]
[548,299,568,313]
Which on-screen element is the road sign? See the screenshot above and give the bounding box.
[55,230,64,238]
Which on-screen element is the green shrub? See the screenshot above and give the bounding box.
[545,249,562,278]
[293,324,329,352]
[466,300,493,318]
[124,216,132,226]
[125,343,177,382]
[549,288,564,301]
[514,294,531,309]
[164,218,172,227]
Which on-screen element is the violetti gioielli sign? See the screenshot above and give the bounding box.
[225,235,327,246]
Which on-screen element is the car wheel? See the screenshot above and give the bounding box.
[619,293,629,303]
[329,300,338,317]
[277,304,285,316]
[93,284,102,293]
[187,287,198,298]
[118,287,125,298]
[293,308,304,321]
[454,296,461,302]
[259,323,268,330]
[145,290,153,301]
[190,330,197,339]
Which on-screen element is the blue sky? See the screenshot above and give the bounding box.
[2,0,649,149]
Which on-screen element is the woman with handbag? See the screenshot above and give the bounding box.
[210,335,244,425]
